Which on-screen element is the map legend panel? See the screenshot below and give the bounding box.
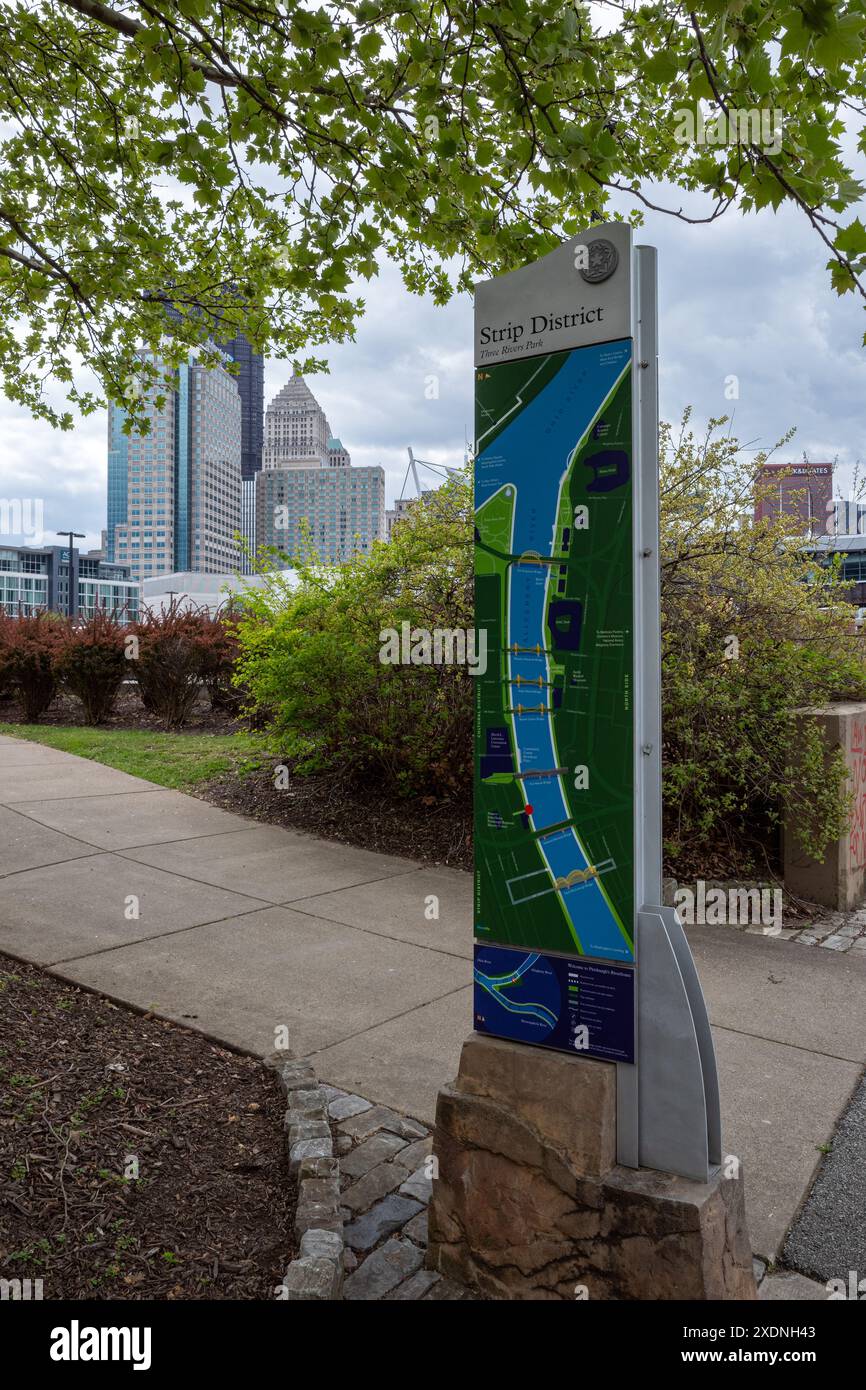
[474,943,635,1063]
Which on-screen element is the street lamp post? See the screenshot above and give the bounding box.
[56,531,85,618]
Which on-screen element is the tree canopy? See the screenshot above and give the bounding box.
[2,0,866,427]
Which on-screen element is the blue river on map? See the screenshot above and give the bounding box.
[474,948,561,1041]
[476,340,632,962]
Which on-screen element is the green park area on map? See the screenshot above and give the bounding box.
[474,343,635,962]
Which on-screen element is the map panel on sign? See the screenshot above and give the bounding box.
[474,340,634,963]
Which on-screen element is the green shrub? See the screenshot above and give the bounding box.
[660,413,865,875]
[236,419,866,875]
[234,472,473,801]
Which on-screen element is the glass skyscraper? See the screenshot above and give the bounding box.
[220,331,264,483]
[106,402,128,563]
[220,332,263,573]
[146,291,263,484]
[107,352,242,581]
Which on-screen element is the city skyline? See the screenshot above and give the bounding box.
[106,358,388,581]
[256,373,385,563]
[3,196,866,559]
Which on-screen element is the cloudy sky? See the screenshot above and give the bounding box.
[1,186,865,553]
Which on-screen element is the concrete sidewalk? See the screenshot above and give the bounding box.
[0,733,864,1263]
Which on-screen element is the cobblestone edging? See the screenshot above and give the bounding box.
[785,905,866,951]
[272,1057,472,1300]
[325,1085,473,1301]
[754,1258,834,1300]
[273,1057,345,1301]
[274,1060,836,1302]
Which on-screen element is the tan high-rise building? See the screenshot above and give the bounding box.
[262,372,333,470]
[257,375,384,562]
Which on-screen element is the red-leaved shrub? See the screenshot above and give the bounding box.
[58,610,129,724]
[129,603,214,729]
[197,609,244,713]
[0,608,68,721]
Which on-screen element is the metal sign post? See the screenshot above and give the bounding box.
[472,223,720,1183]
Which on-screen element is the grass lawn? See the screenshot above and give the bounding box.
[0,723,271,791]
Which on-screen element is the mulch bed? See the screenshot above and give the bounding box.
[0,955,294,1300]
[200,762,473,870]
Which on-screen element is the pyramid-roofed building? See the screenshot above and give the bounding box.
[268,371,320,411]
[263,371,334,470]
[256,372,384,563]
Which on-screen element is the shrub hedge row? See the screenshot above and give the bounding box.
[0,603,240,729]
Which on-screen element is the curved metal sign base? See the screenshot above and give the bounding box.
[635,908,721,1183]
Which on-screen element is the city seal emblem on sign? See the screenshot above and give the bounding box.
[578,238,619,284]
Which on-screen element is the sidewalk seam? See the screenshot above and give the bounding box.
[3,785,163,805]
[0,850,101,882]
[43,902,281,964]
[307,981,471,1059]
[273,903,471,961]
[711,1020,866,1066]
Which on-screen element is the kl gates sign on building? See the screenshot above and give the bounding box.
[472,224,722,1183]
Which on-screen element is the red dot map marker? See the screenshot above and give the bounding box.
[524,804,533,815]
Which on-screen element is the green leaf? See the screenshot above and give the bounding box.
[835,217,866,257]
[814,15,865,69]
[357,32,383,62]
[644,49,680,84]
[745,47,773,95]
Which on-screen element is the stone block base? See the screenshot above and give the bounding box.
[427,1035,756,1301]
[785,702,866,910]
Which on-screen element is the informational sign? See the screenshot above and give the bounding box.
[471,224,724,1184]
[473,225,636,1062]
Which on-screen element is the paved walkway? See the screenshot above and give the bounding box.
[1,734,864,1269]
